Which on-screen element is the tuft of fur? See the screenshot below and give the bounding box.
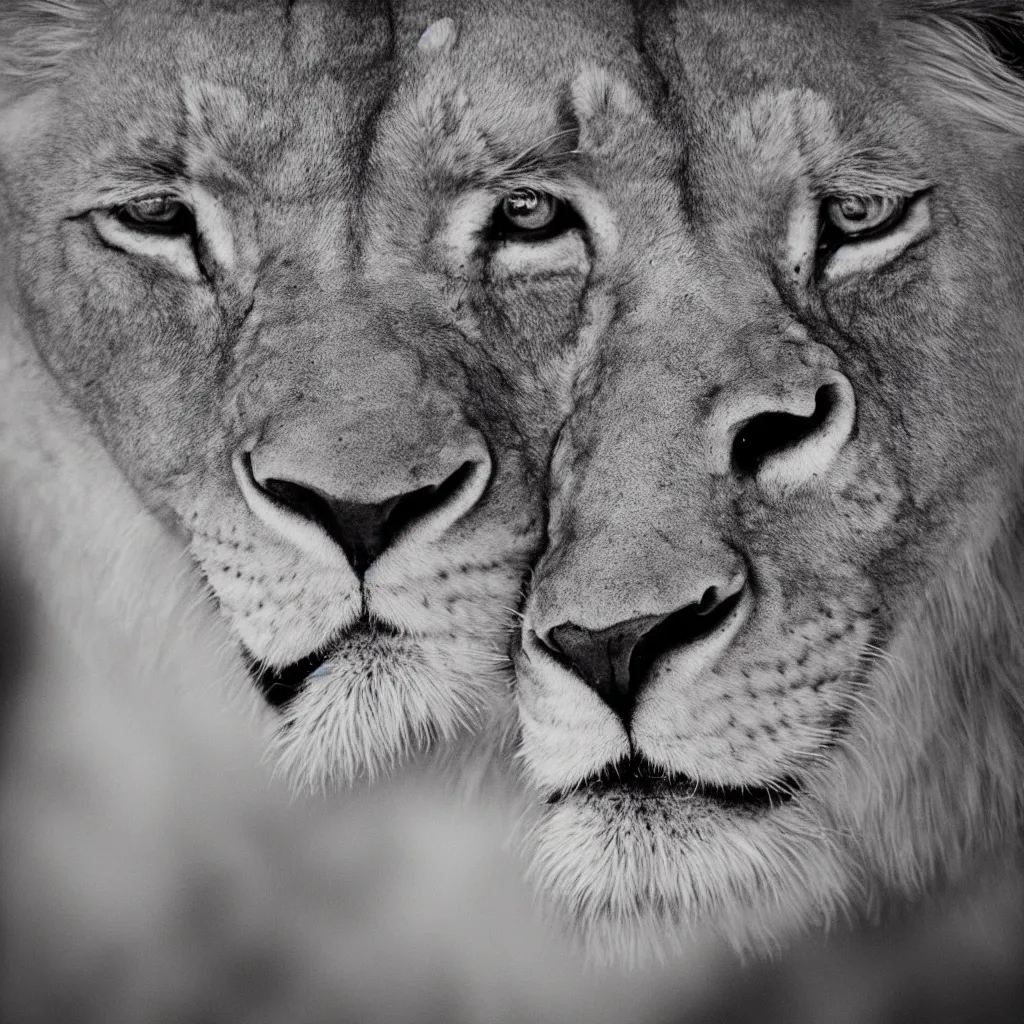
[0,0,107,90]
[894,0,1024,135]
[268,624,516,792]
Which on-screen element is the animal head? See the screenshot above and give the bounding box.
[0,0,645,788]
[514,0,1024,957]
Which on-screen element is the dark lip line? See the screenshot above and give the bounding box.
[244,646,331,708]
[244,617,402,709]
[546,757,801,811]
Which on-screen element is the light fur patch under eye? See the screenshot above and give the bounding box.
[418,17,457,53]
[489,233,588,277]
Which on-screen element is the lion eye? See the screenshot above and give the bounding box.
[816,190,931,283]
[823,194,905,239]
[115,196,194,235]
[494,188,561,238]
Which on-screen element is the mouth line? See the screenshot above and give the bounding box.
[244,617,402,709]
[546,756,800,811]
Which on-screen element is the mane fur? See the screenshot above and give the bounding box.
[894,0,1024,135]
[834,508,1024,911]
[0,0,108,91]
[0,306,264,743]
[874,0,1024,907]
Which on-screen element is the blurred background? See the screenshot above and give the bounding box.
[2,503,1023,1024]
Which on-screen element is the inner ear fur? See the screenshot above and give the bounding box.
[893,0,1024,135]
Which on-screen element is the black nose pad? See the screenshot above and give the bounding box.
[545,614,666,718]
[541,584,745,718]
[259,461,474,577]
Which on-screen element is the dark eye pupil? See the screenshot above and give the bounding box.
[115,197,193,236]
[490,188,576,242]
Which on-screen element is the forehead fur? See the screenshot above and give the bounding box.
[373,0,645,221]
[2,0,402,212]
[640,0,1024,146]
[630,0,1024,255]
[0,0,103,89]
[0,0,392,95]
[725,89,929,198]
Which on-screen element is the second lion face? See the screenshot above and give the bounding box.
[512,0,1024,957]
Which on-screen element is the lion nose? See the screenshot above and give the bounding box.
[725,377,856,491]
[237,427,491,578]
[255,463,478,578]
[540,581,746,719]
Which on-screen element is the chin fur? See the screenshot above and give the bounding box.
[267,630,517,792]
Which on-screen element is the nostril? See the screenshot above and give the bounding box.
[628,583,745,690]
[258,478,399,577]
[259,477,341,533]
[731,384,835,477]
[544,615,666,717]
[695,585,720,616]
[383,460,477,545]
[256,460,482,578]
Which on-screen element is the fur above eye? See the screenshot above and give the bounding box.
[491,188,572,240]
[823,194,906,240]
[114,196,195,235]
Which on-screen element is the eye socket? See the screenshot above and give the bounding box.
[822,194,906,241]
[114,196,195,236]
[491,187,576,241]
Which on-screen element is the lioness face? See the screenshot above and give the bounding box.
[0,0,639,787]
[515,0,1024,952]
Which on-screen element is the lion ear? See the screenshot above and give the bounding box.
[894,0,1024,135]
[0,0,103,92]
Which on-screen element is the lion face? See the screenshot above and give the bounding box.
[0,0,640,787]
[514,0,1024,954]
